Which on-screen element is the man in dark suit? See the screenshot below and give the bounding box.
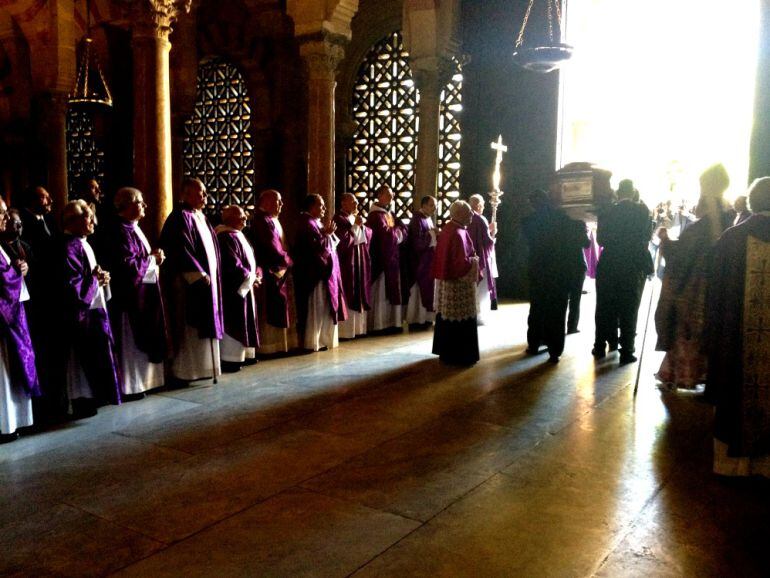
[593,179,654,364]
[16,185,55,256]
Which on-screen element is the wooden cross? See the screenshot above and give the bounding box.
[490,134,508,192]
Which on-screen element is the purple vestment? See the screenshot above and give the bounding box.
[293,213,347,326]
[405,212,436,310]
[333,212,372,312]
[468,212,497,303]
[59,235,121,404]
[249,209,293,329]
[0,249,40,397]
[159,204,224,340]
[217,228,259,348]
[106,219,169,363]
[366,206,406,305]
[433,221,475,281]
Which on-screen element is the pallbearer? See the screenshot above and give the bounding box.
[216,205,260,372]
[333,193,372,339]
[159,178,223,383]
[432,201,480,366]
[366,185,407,332]
[404,195,437,327]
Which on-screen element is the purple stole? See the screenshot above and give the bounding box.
[217,229,260,348]
[407,212,436,310]
[366,207,406,305]
[249,209,293,329]
[333,212,372,312]
[468,212,497,302]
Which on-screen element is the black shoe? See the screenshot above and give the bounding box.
[243,358,259,366]
[0,431,20,444]
[592,346,606,359]
[608,343,619,352]
[566,328,579,335]
[166,377,191,390]
[548,354,560,364]
[70,398,98,419]
[122,392,147,402]
[221,361,242,373]
[619,353,638,365]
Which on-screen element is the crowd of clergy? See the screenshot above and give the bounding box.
[0,178,496,444]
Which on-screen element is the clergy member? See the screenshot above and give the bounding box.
[59,200,121,417]
[366,184,407,332]
[106,187,168,399]
[432,201,480,366]
[17,185,55,256]
[159,177,223,384]
[216,205,260,372]
[294,194,347,351]
[706,177,770,478]
[468,194,498,323]
[333,193,372,339]
[0,198,40,443]
[404,195,437,328]
[249,189,294,354]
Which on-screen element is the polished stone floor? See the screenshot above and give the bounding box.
[2,284,769,577]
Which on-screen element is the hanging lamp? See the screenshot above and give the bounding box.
[512,0,573,73]
[68,0,113,108]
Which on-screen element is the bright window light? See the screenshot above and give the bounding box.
[557,0,760,205]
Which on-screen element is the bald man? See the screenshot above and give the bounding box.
[216,205,260,371]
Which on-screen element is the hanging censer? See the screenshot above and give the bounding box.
[512,0,573,73]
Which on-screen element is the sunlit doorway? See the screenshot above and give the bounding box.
[557,0,760,207]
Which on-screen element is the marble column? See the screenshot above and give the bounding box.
[300,37,345,212]
[412,63,444,210]
[130,0,190,239]
[42,92,70,215]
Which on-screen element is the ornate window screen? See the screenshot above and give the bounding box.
[184,58,255,215]
[346,32,462,224]
[66,109,105,199]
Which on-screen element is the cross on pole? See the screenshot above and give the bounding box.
[490,134,508,192]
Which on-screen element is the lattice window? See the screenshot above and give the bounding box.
[184,58,255,215]
[346,32,463,224]
[66,109,105,199]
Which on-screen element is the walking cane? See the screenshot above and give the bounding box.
[633,245,662,397]
[210,338,218,385]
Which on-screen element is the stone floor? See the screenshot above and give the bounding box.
[2,284,769,577]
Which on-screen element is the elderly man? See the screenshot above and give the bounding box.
[707,177,770,478]
[468,194,498,323]
[333,193,372,339]
[0,198,40,443]
[432,201,479,365]
[250,189,295,354]
[294,194,346,351]
[159,178,223,383]
[105,187,167,398]
[216,205,260,372]
[366,184,407,332]
[17,185,55,256]
[404,195,437,328]
[59,200,121,417]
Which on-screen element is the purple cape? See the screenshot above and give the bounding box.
[468,212,497,303]
[0,250,40,396]
[159,204,224,340]
[104,219,169,364]
[59,235,122,404]
[249,209,293,329]
[406,212,436,310]
[293,213,347,326]
[366,207,406,305]
[706,215,770,457]
[333,212,372,312]
[217,229,259,348]
[433,221,475,281]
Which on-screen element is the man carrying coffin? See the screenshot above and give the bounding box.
[159,178,223,383]
[216,205,260,372]
[404,195,437,328]
[294,194,347,351]
[333,193,372,339]
[366,184,407,332]
[250,189,295,354]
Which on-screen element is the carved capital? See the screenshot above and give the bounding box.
[299,33,347,80]
[119,0,193,41]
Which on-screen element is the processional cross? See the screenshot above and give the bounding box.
[489,134,508,227]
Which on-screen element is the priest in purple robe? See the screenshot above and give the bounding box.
[432,201,480,365]
[294,194,347,351]
[405,195,437,328]
[250,189,296,354]
[366,184,407,332]
[706,177,770,478]
[216,205,260,372]
[105,188,168,399]
[58,200,121,418]
[0,198,39,443]
[333,193,372,339]
[468,194,498,323]
[159,178,223,384]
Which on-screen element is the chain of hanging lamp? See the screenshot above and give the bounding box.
[69,0,113,107]
[512,0,573,73]
[515,0,564,49]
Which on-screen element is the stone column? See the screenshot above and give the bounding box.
[412,64,442,209]
[300,36,345,212]
[130,0,191,239]
[41,92,70,215]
